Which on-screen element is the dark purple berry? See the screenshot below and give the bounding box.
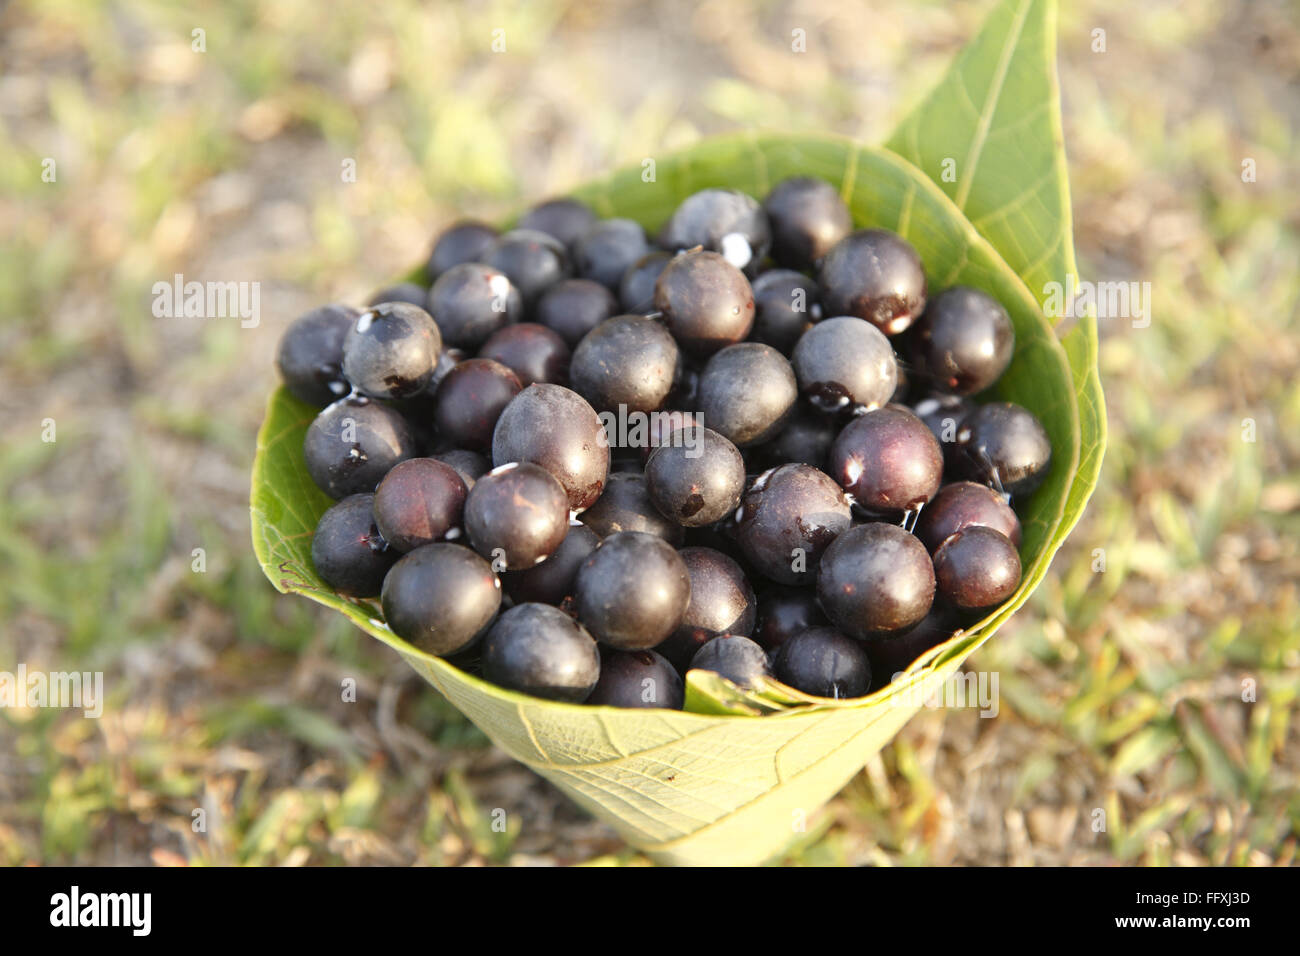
[653,250,755,355]
[491,383,610,511]
[772,626,872,699]
[501,522,600,605]
[587,649,684,709]
[763,177,852,270]
[866,607,958,689]
[276,303,358,406]
[478,322,570,387]
[689,634,772,689]
[517,198,597,248]
[645,427,745,527]
[570,314,679,413]
[573,218,650,290]
[373,457,468,553]
[574,531,691,650]
[426,263,522,349]
[749,269,820,354]
[697,343,798,446]
[380,543,501,656]
[304,397,416,499]
[366,282,427,308]
[534,278,619,347]
[910,286,1014,395]
[818,229,927,335]
[619,251,672,314]
[464,462,570,570]
[791,316,897,412]
[932,526,1022,611]
[752,585,828,652]
[342,302,441,400]
[735,463,852,585]
[661,188,770,274]
[483,229,572,307]
[579,472,684,546]
[310,494,396,597]
[427,220,497,279]
[817,522,935,638]
[956,401,1052,496]
[656,547,757,673]
[433,357,522,450]
[431,449,489,491]
[481,603,601,703]
[638,410,703,463]
[914,480,1022,554]
[752,401,839,472]
[828,406,943,515]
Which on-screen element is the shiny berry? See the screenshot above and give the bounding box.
[697,343,798,446]
[586,649,684,709]
[491,383,609,511]
[763,177,852,270]
[619,251,672,314]
[752,585,828,652]
[517,198,597,248]
[481,603,601,703]
[791,316,897,412]
[310,494,397,597]
[689,634,772,689]
[579,472,684,546]
[570,314,679,413]
[773,626,872,699]
[373,457,468,553]
[478,322,570,387]
[656,547,757,673]
[736,463,852,585]
[380,543,501,656]
[818,229,927,335]
[534,278,619,348]
[749,269,820,354]
[304,397,416,499]
[817,522,935,638]
[645,427,745,527]
[433,357,522,450]
[910,286,1014,395]
[932,526,1022,611]
[828,406,943,515]
[653,250,755,355]
[464,462,570,570]
[426,263,522,349]
[427,220,497,279]
[956,401,1052,496]
[483,229,572,307]
[914,480,1022,554]
[661,188,770,274]
[573,218,650,289]
[276,303,358,406]
[342,302,441,400]
[574,531,691,649]
[501,522,600,605]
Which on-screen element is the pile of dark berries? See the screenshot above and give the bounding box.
[277,178,1051,708]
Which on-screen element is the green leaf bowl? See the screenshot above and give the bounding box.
[251,0,1104,865]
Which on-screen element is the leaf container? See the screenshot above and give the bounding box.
[251,0,1105,865]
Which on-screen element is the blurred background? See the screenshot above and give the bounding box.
[1,0,1297,866]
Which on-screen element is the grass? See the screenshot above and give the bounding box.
[0,0,1296,865]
